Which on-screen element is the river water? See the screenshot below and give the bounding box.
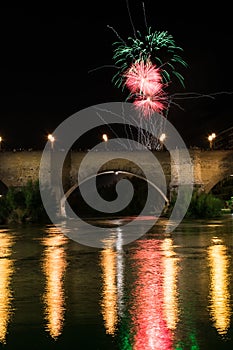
[0,215,233,349]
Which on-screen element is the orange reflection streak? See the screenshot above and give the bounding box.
[162,238,179,331]
[100,246,118,335]
[42,228,68,339]
[0,231,15,344]
[130,239,173,350]
[208,239,231,335]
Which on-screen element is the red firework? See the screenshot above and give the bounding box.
[124,59,162,96]
[123,59,167,116]
[134,94,166,117]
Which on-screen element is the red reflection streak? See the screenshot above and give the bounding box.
[130,240,173,350]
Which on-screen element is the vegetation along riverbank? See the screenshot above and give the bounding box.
[0,180,228,225]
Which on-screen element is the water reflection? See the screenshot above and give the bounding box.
[162,238,179,331]
[129,239,175,350]
[208,237,231,335]
[99,233,180,348]
[0,229,15,344]
[100,228,125,335]
[41,227,68,339]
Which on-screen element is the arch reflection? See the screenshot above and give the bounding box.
[0,230,15,344]
[208,238,231,335]
[41,227,68,339]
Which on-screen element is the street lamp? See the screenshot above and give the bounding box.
[0,136,2,151]
[208,133,216,150]
[48,134,55,150]
[102,134,108,142]
[159,133,166,150]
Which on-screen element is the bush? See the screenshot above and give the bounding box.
[0,180,51,224]
[166,190,224,219]
[186,191,224,218]
[0,195,9,224]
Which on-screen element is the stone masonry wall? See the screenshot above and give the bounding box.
[1,149,233,193]
[0,151,42,187]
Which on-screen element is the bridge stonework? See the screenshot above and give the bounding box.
[197,150,233,193]
[0,150,233,194]
[68,151,171,191]
[0,151,42,188]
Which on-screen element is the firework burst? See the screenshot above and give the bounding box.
[123,59,168,116]
[106,1,187,149]
[134,95,166,117]
[124,59,163,96]
[112,27,187,90]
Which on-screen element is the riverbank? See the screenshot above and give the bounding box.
[0,181,50,225]
[0,180,226,225]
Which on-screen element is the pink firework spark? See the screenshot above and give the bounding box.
[124,59,162,96]
[134,94,167,117]
[123,59,168,116]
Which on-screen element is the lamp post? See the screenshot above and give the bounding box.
[208,133,216,150]
[102,133,108,150]
[102,134,108,142]
[48,134,55,150]
[159,133,166,150]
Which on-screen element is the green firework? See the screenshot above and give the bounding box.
[112,27,188,89]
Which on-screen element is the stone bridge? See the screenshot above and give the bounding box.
[0,149,233,196]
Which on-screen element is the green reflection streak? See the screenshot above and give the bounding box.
[175,332,199,350]
[118,316,132,350]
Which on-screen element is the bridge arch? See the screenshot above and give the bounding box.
[207,171,233,194]
[211,174,233,200]
[0,180,8,195]
[61,170,169,217]
[198,150,233,193]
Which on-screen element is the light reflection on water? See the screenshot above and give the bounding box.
[0,216,233,349]
[41,226,68,339]
[99,230,180,349]
[100,228,125,335]
[162,238,179,332]
[98,217,233,349]
[0,230,15,344]
[100,246,118,335]
[208,238,231,335]
[129,239,174,350]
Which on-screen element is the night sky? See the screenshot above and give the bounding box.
[0,2,233,150]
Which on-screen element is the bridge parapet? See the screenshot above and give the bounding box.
[1,149,233,194]
[0,151,42,188]
[69,150,171,189]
